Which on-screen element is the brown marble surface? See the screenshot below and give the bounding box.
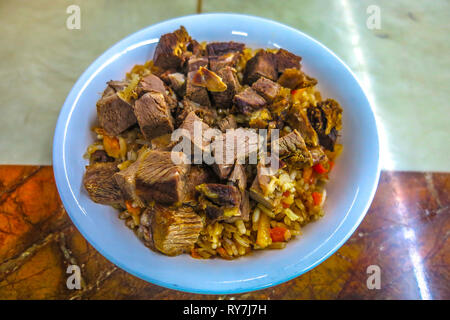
[0,166,448,300]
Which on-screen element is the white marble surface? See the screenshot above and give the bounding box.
[0,0,448,171]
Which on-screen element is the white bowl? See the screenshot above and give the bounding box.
[53,13,380,294]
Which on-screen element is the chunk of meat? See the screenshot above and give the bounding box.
[133,92,174,141]
[83,162,122,205]
[197,183,244,224]
[178,111,216,154]
[149,204,203,256]
[184,165,218,202]
[228,163,247,192]
[153,26,191,70]
[113,150,151,207]
[278,68,317,89]
[185,71,211,106]
[105,80,130,93]
[136,74,166,96]
[135,150,190,204]
[196,183,241,207]
[307,99,343,151]
[275,48,302,73]
[233,87,267,115]
[211,66,241,108]
[187,55,209,72]
[209,52,241,73]
[206,41,245,56]
[217,114,237,132]
[89,150,115,164]
[97,93,137,136]
[210,128,259,179]
[286,104,319,147]
[166,72,186,96]
[249,176,275,210]
[244,50,277,85]
[274,129,312,165]
[175,98,217,127]
[251,77,282,102]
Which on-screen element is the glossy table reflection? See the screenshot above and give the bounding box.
[0,166,447,299]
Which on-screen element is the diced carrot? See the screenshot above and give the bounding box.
[217,247,232,259]
[303,167,313,182]
[125,200,141,216]
[282,202,290,209]
[312,192,323,206]
[282,191,290,197]
[329,161,335,171]
[312,163,328,174]
[270,227,288,242]
[103,134,121,158]
[291,89,297,95]
[190,248,201,259]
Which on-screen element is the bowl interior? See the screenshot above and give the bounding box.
[53,14,379,294]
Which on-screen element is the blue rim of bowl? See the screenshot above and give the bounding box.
[53,13,381,294]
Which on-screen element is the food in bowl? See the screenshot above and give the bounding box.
[82,26,343,259]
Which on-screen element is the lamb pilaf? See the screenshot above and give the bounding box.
[83,26,343,259]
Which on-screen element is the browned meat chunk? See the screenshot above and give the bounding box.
[217,114,237,132]
[211,66,241,108]
[176,111,219,165]
[153,26,191,70]
[105,80,129,93]
[249,168,275,209]
[209,52,241,73]
[196,183,241,207]
[175,98,217,127]
[187,55,209,72]
[149,204,203,256]
[244,50,277,85]
[197,183,244,223]
[185,71,211,107]
[97,93,137,136]
[278,68,317,89]
[133,92,174,141]
[251,77,282,103]
[83,162,122,205]
[187,39,204,56]
[136,74,166,96]
[274,130,312,165]
[113,150,150,207]
[307,99,343,151]
[286,104,319,147]
[89,150,115,164]
[210,128,259,179]
[166,72,186,96]
[184,166,218,202]
[135,150,190,204]
[275,48,301,73]
[206,41,245,56]
[233,87,267,115]
[228,163,247,191]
